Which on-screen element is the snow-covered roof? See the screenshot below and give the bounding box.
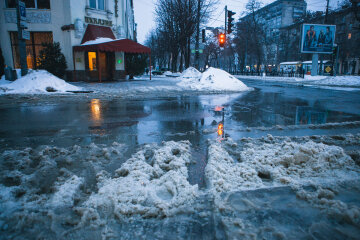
[279,62,301,65]
[81,37,117,45]
[302,60,330,64]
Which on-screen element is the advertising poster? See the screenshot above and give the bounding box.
[301,24,336,54]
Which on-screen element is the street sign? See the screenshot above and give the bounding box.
[18,1,26,21]
[191,49,203,54]
[22,30,30,40]
[325,66,332,73]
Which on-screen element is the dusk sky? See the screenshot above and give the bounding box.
[134,0,340,44]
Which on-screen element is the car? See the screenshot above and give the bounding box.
[151,70,163,75]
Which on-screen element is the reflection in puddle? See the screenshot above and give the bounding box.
[215,107,226,140]
[90,99,102,124]
[296,106,327,125]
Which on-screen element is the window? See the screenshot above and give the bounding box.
[89,0,105,10]
[6,0,50,9]
[10,32,53,69]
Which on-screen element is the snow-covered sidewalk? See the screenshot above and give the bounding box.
[0,70,81,94]
[235,74,360,87]
[0,67,251,96]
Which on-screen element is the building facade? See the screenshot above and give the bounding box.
[280,6,360,75]
[0,0,140,81]
[239,0,307,65]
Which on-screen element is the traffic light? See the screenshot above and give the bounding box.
[202,29,206,43]
[227,10,235,34]
[219,33,226,47]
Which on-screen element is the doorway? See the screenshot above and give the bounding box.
[86,51,115,81]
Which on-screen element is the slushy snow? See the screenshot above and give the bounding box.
[82,141,198,221]
[178,67,250,91]
[206,136,360,194]
[0,70,81,94]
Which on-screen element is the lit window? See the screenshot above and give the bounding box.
[10,32,53,69]
[6,0,50,9]
[348,33,352,39]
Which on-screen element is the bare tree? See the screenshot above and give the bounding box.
[152,0,217,72]
[234,0,265,72]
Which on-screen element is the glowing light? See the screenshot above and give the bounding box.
[217,123,224,136]
[88,52,97,71]
[91,99,102,123]
[215,106,224,112]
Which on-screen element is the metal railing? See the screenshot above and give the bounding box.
[229,70,305,78]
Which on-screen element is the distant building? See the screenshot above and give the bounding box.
[239,0,307,65]
[280,6,360,75]
[0,0,148,81]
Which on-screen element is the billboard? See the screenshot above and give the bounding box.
[301,24,336,54]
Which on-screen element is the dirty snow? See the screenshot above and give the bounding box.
[206,136,360,194]
[178,67,250,91]
[50,175,84,207]
[0,70,81,94]
[82,141,198,221]
[1,135,360,238]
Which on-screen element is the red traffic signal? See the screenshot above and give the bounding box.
[219,33,226,47]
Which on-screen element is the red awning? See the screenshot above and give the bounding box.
[81,24,116,44]
[73,39,151,54]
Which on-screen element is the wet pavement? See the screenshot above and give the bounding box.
[1,78,360,149]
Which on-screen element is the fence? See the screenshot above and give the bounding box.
[229,70,305,78]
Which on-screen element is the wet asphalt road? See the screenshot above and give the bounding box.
[1,78,360,187]
[0,78,359,149]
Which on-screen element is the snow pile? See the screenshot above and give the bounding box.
[199,68,250,91]
[180,67,202,80]
[206,136,360,194]
[81,37,116,45]
[82,141,198,221]
[50,175,84,207]
[178,67,250,91]
[0,70,81,94]
[303,75,327,81]
[314,76,360,87]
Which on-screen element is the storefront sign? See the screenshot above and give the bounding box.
[85,17,112,26]
[22,30,30,40]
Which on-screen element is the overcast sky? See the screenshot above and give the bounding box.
[133,0,340,44]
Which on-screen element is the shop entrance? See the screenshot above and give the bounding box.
[86,51,115,81]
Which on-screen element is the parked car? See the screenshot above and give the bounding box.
[151,68,169,75]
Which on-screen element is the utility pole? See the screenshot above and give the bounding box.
[225,5,227,35]
[320,0,330,75]
[16,0,28,76]
[325,0,330,23]
[195,0,201,70]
